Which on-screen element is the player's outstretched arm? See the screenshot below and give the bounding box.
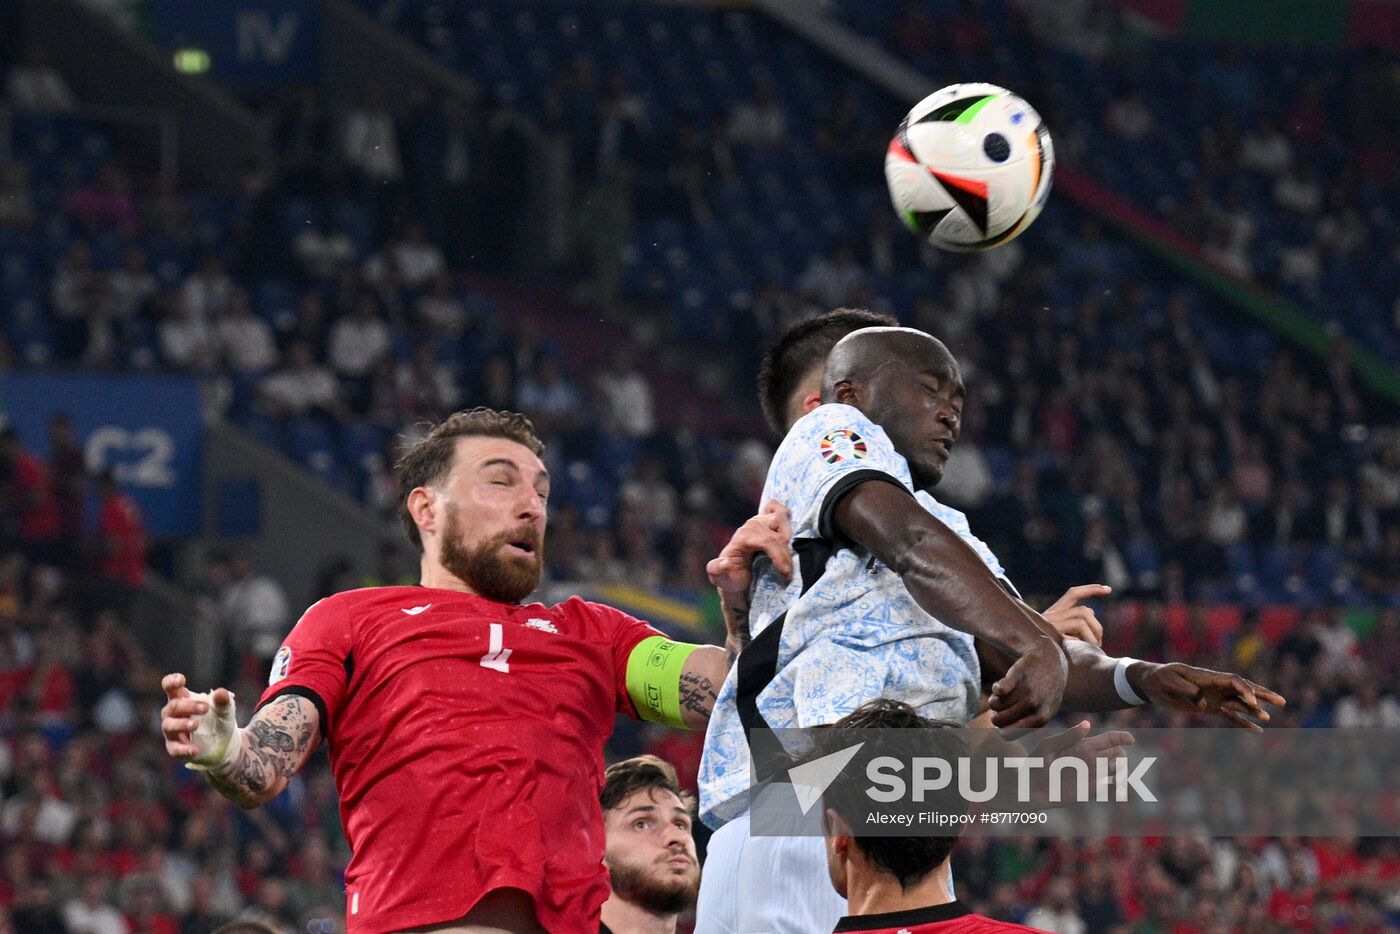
[831,480,1067,727]
[160,672,321,809]
[981,640,1286,730]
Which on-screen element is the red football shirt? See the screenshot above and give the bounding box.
[98,492,147,585]
[834,902,1051,933]
[256,586,664,934]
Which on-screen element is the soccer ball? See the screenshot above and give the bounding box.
[884,83,1054,252]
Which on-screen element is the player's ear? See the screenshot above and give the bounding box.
[832,379,858,407]
[823,807,854,847]
[407,486,438,540]
[801,391,822,416]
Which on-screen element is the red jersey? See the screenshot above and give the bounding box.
[10,453,60,542]
[98,492,147,585]
[835,902,1051,933]
[256,586,663,934]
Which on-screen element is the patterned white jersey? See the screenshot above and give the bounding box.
[698,404,1009,829]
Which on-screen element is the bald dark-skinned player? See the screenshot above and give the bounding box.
[696,327,1283,934]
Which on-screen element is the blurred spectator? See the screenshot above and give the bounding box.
[49,241,100,362]
[364,223,445,292]
[182,254,235,323]
[1333,682,1400,729]
[327,294,392,386]
[726,79,786,148]
[1274,162,1323,215]
[516,354,583,439]
[45,414,85,557]
[292,216,357,281]
[0,428,62,566]
[62,874,125,934]
[1240,116,1294,175]
[595,348,655,439]
[216,290,279,376]
[102,245,157,325]
[797,244,866,308]
[215,551,291,668]
[1105,87,1153,141]
[95,470,146,594]
[256,341,344,421]
[6,46,75,112]
[414,274,469,336]
[1022,876,1085,933]
[341,84,403,186]
[158,297,220,374]
[395,343,460,419]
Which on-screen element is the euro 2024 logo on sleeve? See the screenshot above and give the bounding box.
[269,646,292,685]
[820,429,868,464]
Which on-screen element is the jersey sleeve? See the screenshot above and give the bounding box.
[766,403,915,544]
[255,595,353,739]
[565,598,667,717]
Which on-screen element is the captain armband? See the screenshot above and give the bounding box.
[624,636,701,728]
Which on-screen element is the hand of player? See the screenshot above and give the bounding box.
[1134,662,1286,731]
[706,500,792,596]
[1027,720,1135,807]
[160,672,241,769]
[987,642,1069,729]
[1042,584,1109,645]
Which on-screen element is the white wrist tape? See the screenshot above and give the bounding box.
[183,691,243,775]
[1114,657,1148,706]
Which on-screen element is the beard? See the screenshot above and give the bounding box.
[607,853,700,916]
[438,506,543,604]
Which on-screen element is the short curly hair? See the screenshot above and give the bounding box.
[601,754,695,816]
[395,407,545,551]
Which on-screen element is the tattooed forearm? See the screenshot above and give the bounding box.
[201,695,320,809]
[679,671,719,718]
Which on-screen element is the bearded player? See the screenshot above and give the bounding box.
[600,755,701,934]
[159,408,791,934]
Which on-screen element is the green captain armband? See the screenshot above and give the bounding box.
[625,636,701,728]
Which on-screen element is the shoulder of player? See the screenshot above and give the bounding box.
[785,402,881,441]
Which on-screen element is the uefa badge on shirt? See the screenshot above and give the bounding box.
[820,429,868,464]
[268,646,292,685]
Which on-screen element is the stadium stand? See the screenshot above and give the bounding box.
[1,0,1399,930]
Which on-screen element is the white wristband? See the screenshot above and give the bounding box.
[1114,657,1148,707]
[182,691,244,776]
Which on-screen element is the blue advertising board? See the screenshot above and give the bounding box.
[0,373,204,536]
[145,0,321,88]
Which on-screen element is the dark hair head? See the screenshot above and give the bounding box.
[395,407,545,551]
[821,699,964,891]
[601,754,694,815]
[757,308,899,435]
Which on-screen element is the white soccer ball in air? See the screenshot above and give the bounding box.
[884,83,1054,252]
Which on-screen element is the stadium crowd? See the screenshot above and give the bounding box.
[1,1,1400,931]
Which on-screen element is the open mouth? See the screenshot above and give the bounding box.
[933,437,953,456]
[504,540,537,557]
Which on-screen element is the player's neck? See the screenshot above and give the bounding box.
[846,860,954,917]
[419,566,478,594]
[598,894,677,934]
